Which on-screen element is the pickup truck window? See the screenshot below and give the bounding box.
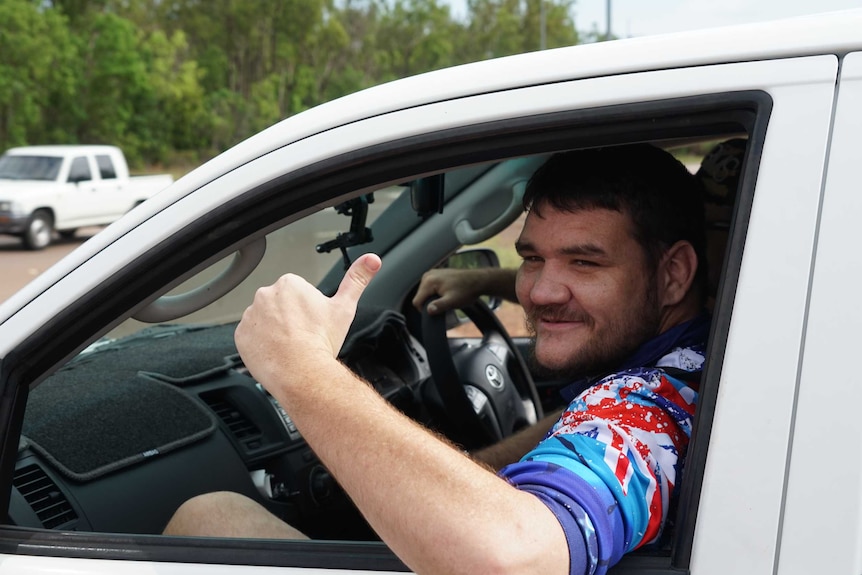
[68,156,92,183]
[0,155,62,181]
[96,155,117,180]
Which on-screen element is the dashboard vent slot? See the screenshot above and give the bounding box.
[202,394,262,446]
[13,464,77,529]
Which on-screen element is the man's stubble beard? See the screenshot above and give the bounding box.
[525,280,662,382]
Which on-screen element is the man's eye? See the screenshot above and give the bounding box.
[573,259,598,267]
[520,255,542,264]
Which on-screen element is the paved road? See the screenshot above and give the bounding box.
[0,229,101,304]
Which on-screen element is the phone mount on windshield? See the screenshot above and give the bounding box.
[315,194,375,270]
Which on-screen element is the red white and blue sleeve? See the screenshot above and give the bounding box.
[497,351,702,575]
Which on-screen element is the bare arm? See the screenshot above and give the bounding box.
[412,267,519,315]
[471,408,564,471]
[235,255,568,575]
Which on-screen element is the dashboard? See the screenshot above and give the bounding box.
[9,306,431,540]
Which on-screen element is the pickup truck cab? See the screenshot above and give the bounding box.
[0,145,173,249]
[0,9,860,575]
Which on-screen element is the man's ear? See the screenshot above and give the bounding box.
[659,241,698,307]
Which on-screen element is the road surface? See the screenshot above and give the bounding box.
[0,229,100,304]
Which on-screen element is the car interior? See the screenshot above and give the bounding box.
[1,101,760,572]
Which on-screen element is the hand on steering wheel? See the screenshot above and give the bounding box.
[420,298,543,450]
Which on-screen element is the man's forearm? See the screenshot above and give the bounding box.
[236,257,568,575]
[271,355,568,575]
[413,267,519,314]
[482,267,519,303]
[472,408,563,471]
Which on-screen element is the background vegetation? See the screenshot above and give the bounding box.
[1,0,595,171]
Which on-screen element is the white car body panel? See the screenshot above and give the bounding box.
[0,10,860,575]
[688,59,837,575]
[776,50,862,575]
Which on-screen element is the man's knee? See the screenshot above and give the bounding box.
[163,491,308,539]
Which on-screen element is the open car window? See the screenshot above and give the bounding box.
[0,69,784,572]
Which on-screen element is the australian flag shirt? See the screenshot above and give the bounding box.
[498,313,710,575]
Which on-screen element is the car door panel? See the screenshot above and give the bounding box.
[775,51,862,575]
[0,55,840,575]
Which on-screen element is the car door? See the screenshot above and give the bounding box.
[59,152,135,228]
[0,53,841,575]
[88,153,132,220]
[54,155,99,228]
[774,51,862,575]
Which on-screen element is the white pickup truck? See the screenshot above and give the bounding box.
[0,145,173,249]
[0,8,860,575]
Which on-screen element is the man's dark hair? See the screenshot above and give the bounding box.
[523,144,708,301]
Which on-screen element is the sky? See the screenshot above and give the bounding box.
[450,0,862,38]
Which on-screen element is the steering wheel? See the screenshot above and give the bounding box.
[420,300,543,450]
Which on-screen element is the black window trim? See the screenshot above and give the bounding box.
[0,90,771,571]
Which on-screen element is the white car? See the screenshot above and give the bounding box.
[0,145,173,249]
[0,9,860,575]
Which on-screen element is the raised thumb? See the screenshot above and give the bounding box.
[333,253,382,307]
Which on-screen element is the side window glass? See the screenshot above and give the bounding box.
[96,155,117,179]
[68,156,92,183]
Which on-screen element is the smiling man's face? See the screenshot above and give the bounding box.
[515,205,663,379]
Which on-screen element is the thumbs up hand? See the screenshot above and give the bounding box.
[235,253,382,387]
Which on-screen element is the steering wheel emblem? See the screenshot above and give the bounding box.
[484,365,505,390]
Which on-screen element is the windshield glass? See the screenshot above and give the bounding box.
[0,155,62,181]
[104,184,409,340]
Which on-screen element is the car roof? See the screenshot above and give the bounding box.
[4,145,122,157]
[1,8,860,322]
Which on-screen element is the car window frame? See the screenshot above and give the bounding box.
[0,92,769,572]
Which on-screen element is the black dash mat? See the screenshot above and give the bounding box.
[23,373,216,482]
[103,323,241,384]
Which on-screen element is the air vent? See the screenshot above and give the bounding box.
[13,464,77,529]
[201,393,262,448]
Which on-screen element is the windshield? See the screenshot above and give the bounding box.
[0,155,62,181]
[104,184,409,340]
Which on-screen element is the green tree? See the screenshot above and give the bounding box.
[374,0,458,81]
[0,0,78,149]
[47,0,109,24]
[73,12,153,162]
[460,0,578,61]
[0,0,588,164]
[139,29,209,158]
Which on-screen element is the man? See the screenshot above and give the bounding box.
[165,143,709,575]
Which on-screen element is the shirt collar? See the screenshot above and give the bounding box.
[559,311,711,402]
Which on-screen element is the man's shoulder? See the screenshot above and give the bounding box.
[601,342,706,384]
[560,338,707,402]
[655,343,707,374]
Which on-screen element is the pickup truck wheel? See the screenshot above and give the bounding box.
[23,211,54,250]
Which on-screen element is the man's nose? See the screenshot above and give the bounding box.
[529,268,570,305]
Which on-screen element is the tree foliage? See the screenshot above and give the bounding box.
[2,0,584,167]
